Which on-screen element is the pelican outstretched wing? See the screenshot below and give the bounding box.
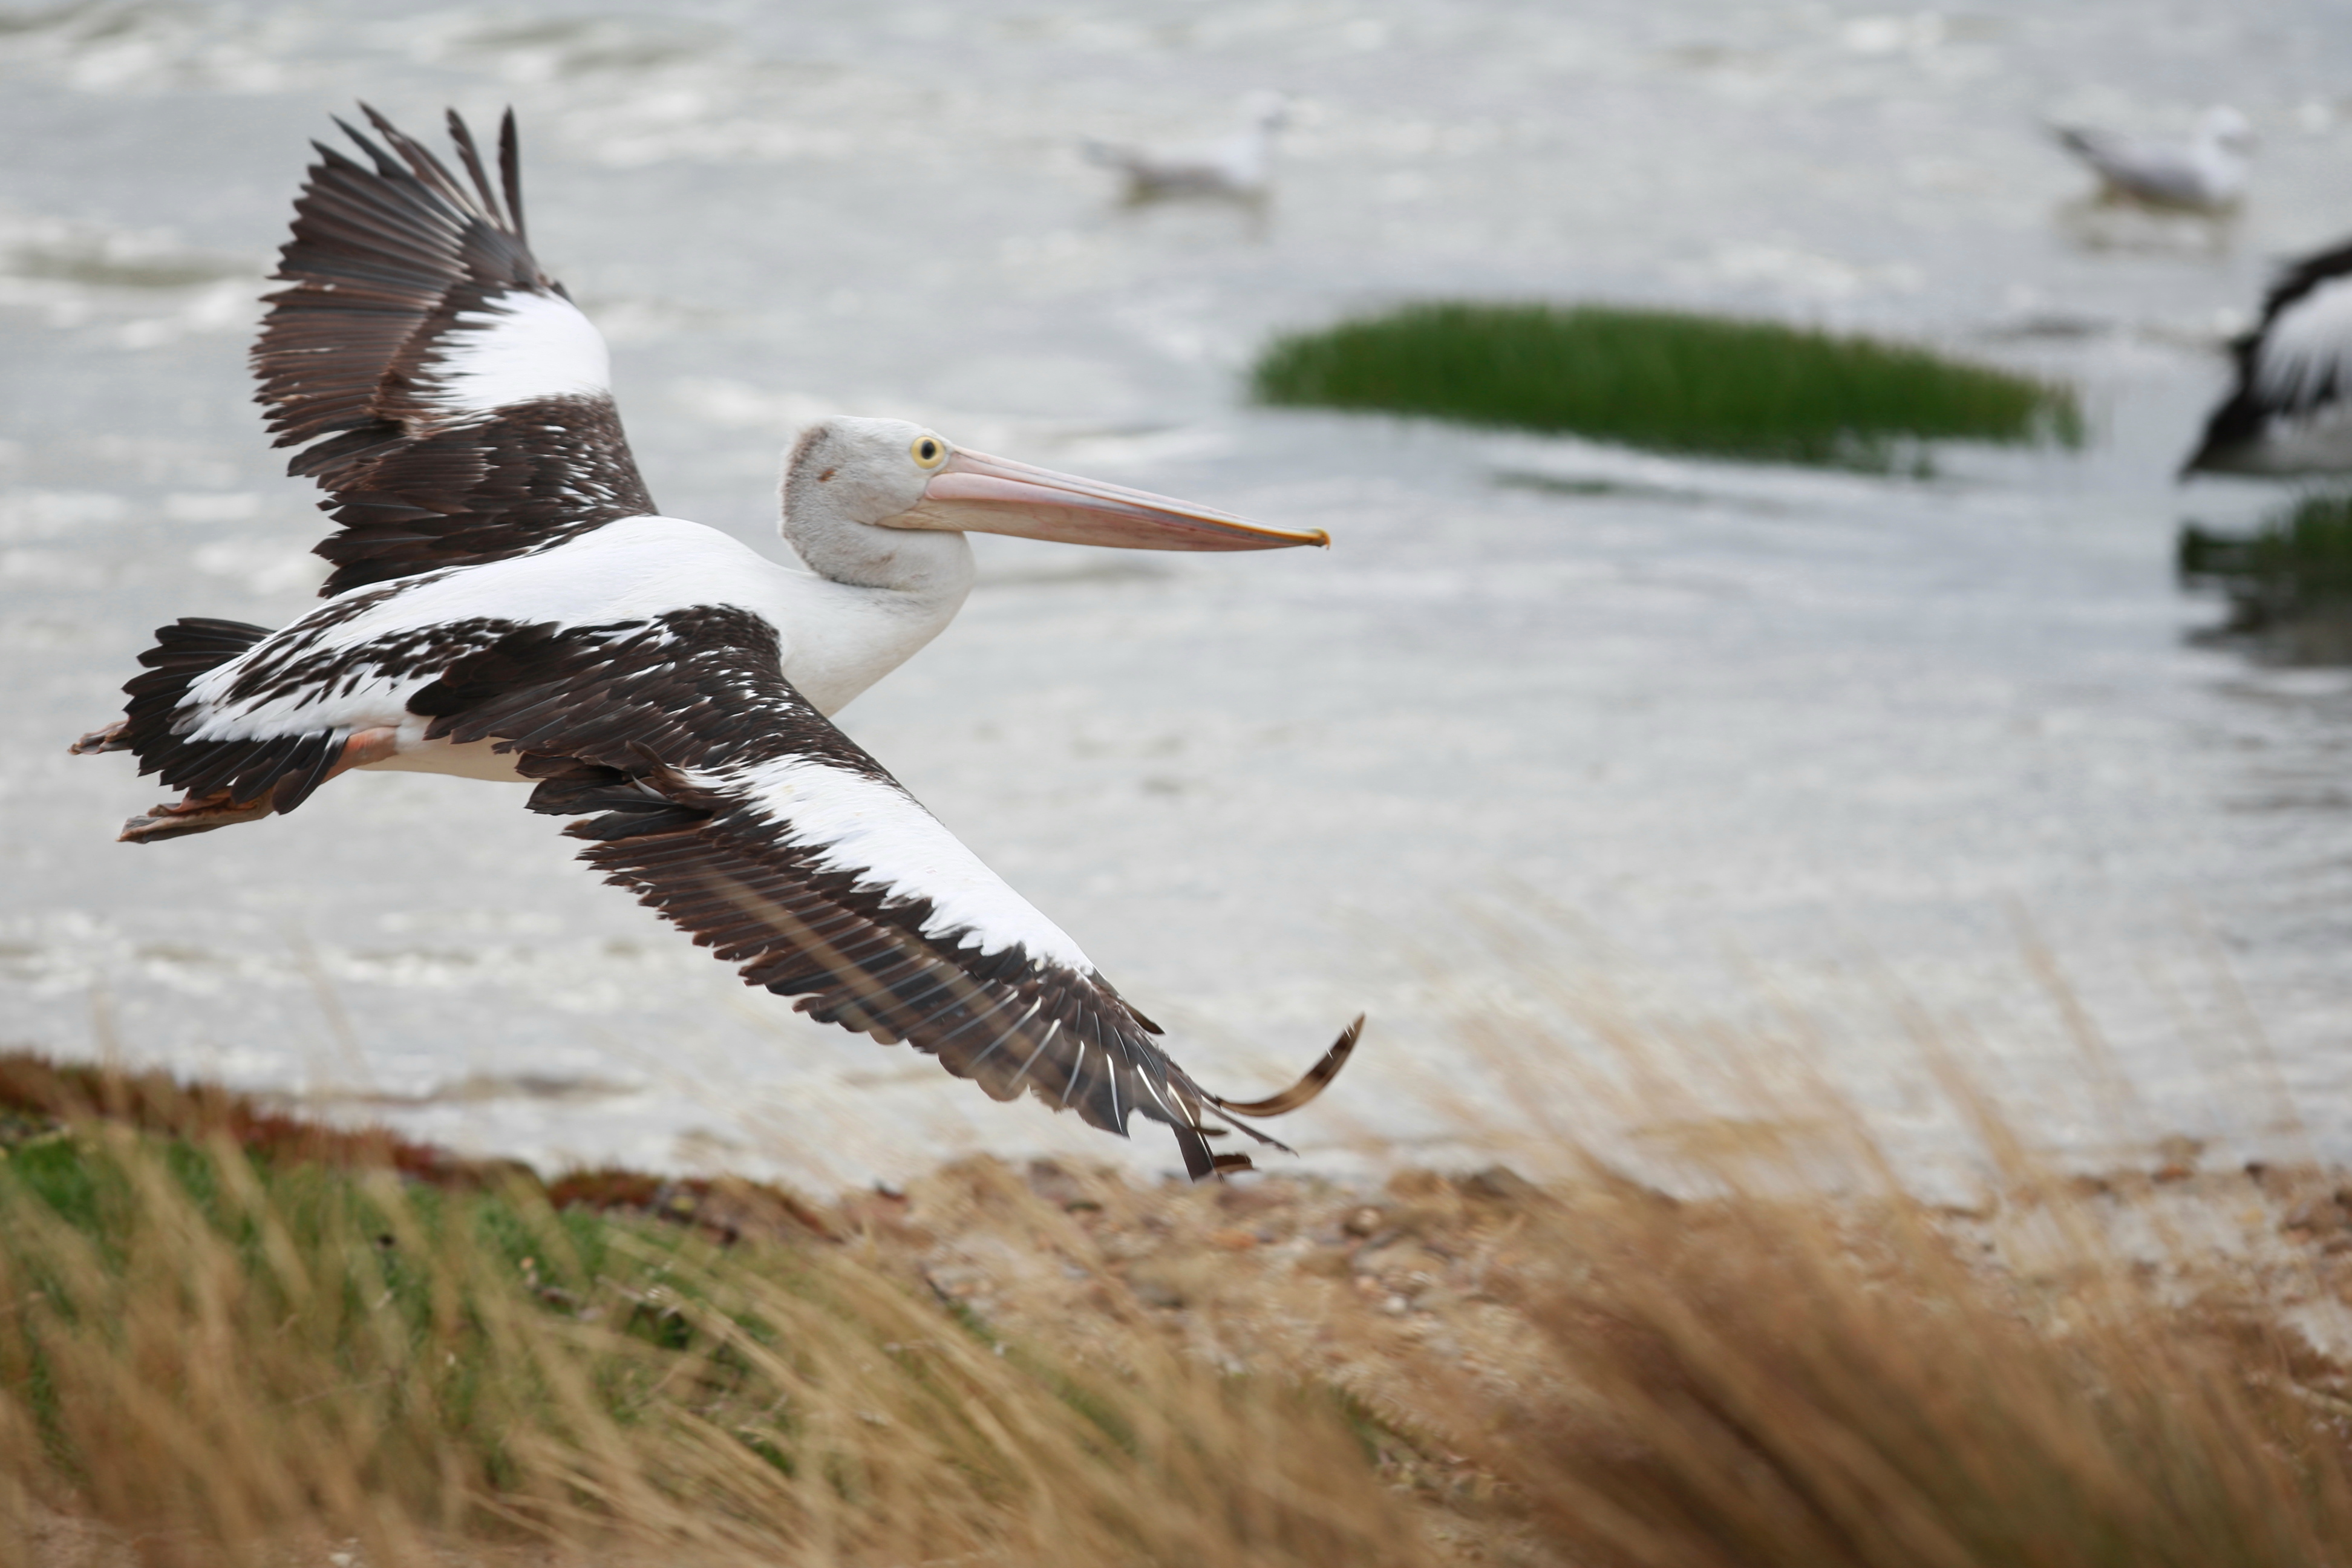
[405,609,1357,1178]
[255,107,653,596]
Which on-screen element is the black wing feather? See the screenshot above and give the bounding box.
[404,610,1357,1178]
[254,106,655,595]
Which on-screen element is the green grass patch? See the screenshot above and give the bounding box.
[0,1091,1413,1565]
[0,1123,702,1507]
[1250,301,2083,469]
[2180,491,2352,644]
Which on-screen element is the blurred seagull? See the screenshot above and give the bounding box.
[1085,92,1289,204]
[2183,235,2352,475]
[2051,105,2254,214]
[70,106,1359,1181]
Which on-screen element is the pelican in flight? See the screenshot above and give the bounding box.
[73,107,1359,1180]
[2050,105,2253,215]
[1084,92,1289,204]
[2184,234,2352,475]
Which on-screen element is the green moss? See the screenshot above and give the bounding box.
[1250,301,2082,469]
[2180,491,2352,611]
[2179,492,2352,661]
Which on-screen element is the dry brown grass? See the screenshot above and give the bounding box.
[3,988,2351,1567]
[886,1148,2352,1568]
[0,1122,1420,1568]
[1474,1181,2352,1566]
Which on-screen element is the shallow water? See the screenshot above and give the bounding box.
[2,0,2350,1191]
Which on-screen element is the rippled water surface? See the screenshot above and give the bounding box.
[3,0,2350,1189]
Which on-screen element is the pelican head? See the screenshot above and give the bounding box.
[782,417,1323,586]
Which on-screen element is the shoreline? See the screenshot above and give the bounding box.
[7,1048,2352,1564]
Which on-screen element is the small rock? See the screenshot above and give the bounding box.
[1132,1279,1184,1309]
[1463,1165,1537,1204]
[1343,1205,1386,1237]
[1206,1227,1258,1252]
[2284,1193,2352,1235]
[1126,1260,1192,1308]
[1215,1180,1284,1215]
[1025,1158,1086,1209]
[1412,1284,1460,1314]
[1387,1169,1447,1201]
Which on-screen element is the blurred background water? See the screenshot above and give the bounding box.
[2,0,2348,1191]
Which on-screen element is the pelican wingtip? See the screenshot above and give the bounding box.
[1204,1012,1364,1121]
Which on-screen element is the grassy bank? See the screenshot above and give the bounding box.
[0,1094,1409,1566]
[1251,302,2082,469]
[1,1053,2349,1566]
[2180,490,2352,661]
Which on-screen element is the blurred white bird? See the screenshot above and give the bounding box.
[2183,235,2352,475]
[1084,92,1289,204]
[2051,105,2254,214]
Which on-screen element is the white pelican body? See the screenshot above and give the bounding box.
[2052,105,2253,214]
[178,517,936,783]
[73,107,1358,1180]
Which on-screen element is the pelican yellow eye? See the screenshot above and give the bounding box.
[910,434,947,468]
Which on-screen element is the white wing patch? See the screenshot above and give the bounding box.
[175,518,774,743]
[2254,273,2352,412]
[715,755,1096,972]
[426,289,612,417]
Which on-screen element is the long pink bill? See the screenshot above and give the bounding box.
[887,448,1327,551]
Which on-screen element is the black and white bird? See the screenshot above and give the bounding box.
[2183,235,2352,475]
[72,107,1359,1180]
[1084,93,1289,204]
[2050,105,2254,215]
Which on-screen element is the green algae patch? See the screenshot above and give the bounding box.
[1251,301,2082,468]
[2180,490,2352,662]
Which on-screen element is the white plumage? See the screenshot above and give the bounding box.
[2051,105,2253,215]
[713,754,1095,970]
[2249,274,2352,410]
[2184,236,2352,475]
[1085,92,1289,203]
[428,289,613,416]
